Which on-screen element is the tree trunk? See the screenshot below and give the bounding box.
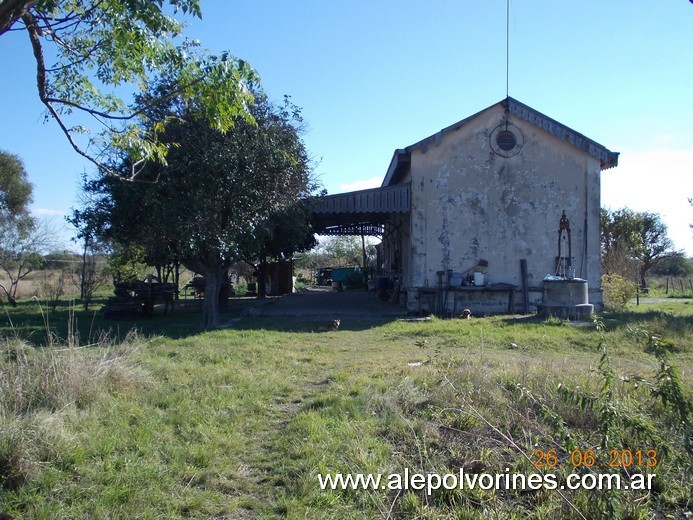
[639,263,649,293]
[361,231,368,288]
[202,268,223,328]
[174,261,180,300]
[0,283,17,307]
[80,235,89,301]
[218,269,229,312]
[257,260,267,299]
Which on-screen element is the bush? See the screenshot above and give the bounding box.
[601,273,637,312]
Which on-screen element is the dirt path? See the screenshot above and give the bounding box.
[247,286,408,318]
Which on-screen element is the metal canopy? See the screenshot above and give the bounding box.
[310,183,410,236]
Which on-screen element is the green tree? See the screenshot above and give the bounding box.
[70,172,182,290]
[0,150,33,226]
[80,91,315,327]
[0,150,42,305]
[303,235,378,270]
[1,0,256,178]
[649,251,691,277]
[639,213,677,285]
[238,203,317,298]
[601,208,677,290]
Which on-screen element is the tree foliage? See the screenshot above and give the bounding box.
[601,208,677,289]
[0,150,33,226]
[297,235,378,272]
[648,251,691,277]
[2,0,256,179]
[0,150,43,305]
[237,203,317,298]
[78,91,316,326]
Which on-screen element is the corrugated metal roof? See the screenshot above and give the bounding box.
[309,183,410,236]
[312,183,410,214]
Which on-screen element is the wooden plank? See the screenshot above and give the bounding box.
[520,259,529,314]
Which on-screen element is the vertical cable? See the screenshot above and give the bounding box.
[506,0,510,99]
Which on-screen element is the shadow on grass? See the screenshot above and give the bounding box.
[498,313,598,330]
[0,296,262,345]
[229,315,400,333]
[602,309,693,336]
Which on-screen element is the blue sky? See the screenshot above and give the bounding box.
[1,0,692,254]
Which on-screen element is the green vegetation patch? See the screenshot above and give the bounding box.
[1,305,691,518]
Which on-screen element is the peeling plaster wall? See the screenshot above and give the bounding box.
[406,104,603,313]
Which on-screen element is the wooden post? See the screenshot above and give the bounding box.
[361,228,368,290]
[520,259,529,314]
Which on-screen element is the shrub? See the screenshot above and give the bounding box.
[601,273,637,312]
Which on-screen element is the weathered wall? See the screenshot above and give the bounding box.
[405,103,603,313]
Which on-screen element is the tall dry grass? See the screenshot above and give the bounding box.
[0,332,152,491]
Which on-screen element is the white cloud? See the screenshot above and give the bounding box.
[338,176,382,192]
[601,148,693,255]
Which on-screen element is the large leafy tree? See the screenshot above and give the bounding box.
[80,91,315,327]
[601,208,677,290]
[1,0,256,179]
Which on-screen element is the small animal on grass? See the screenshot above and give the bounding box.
[458,309,472,319]
[315,319,341,332]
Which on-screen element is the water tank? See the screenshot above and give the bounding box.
[539,279,593,320]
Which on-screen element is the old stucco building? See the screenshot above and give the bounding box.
[312,97,619,314]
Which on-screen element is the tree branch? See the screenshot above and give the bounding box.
[0,0,33,36]
[21,10,155,181]
[23,11,116,169]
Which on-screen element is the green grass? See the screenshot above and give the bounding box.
[1,302,691,518]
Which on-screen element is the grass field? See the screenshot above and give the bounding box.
[1,296,691,519]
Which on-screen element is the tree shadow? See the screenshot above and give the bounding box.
[0,297,260,344]
[600,309,692,336]
[228,315,400,333]
[0,296,404,344]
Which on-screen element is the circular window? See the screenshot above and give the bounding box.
[490,123,524,157]
[496,130,517,151]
